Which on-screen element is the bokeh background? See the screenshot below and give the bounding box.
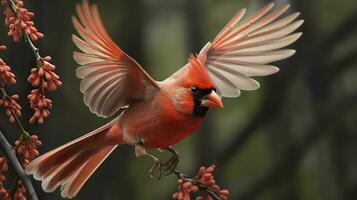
[1,0,357,199]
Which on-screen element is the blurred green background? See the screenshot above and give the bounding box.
[1,0,357,199]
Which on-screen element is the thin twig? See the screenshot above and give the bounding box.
[0,129,38,200]
[24,33,41,61]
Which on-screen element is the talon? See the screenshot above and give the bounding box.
[162,146,179,175]
[148,157,162,180]
[135,144,164,179]
[139,146,179,179]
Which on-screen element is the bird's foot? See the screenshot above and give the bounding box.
[162,146,179,175]
[149,157,162,180]
[137,145,180,179]
[145,152,162,180]
[135,142,163,180]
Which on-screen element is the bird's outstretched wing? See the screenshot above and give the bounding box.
[72,0,159,117]
[198,3,303,97]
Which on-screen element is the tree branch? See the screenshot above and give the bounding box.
[0,129,38,200]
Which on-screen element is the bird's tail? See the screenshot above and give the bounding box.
[26,118,123,199]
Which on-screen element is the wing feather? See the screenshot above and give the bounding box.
[207,60,279,76]
[198,3,303,97]
[208,66,260,90]
[73,0,159,117]
[218,4,289,48]
[76,62,120,79]
[252,12,301,36]
[239,20,304,45]
[72,35,108,57]
[209,49,296,64]
[221,33,302,53]
[213,3,274,48]
[206,65,241,97]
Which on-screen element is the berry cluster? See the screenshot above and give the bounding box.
[1,0,43,42]
[10,134,42,200]
[0,94,22,123]
[27,56,61,91]
[13,181,26,200]
[0,57,16,86]
[0,157,10,200]
[27,56,61,124]
[173,179,199,200]
[15,135,42,168]
[173,165,229,200]
[195,166,229,200]
[0,45,21,123]
[27,89,51,124]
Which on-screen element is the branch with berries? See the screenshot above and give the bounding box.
[2,0,61,124]
[0,45,42,200]
[0,0,61,199]
[0,130,40,200]
[171,165,229,200]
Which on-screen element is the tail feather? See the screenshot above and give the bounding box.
[26,119,121,199]
[61,145,117,198]
[29,122,113,180]
[42,150,94,193]
[41,152,81,193]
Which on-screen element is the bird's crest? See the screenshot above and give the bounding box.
[185,55,215,89]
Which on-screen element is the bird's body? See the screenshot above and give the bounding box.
[26,0,303,198]
[118,80,204,148]
[88,62,211,149]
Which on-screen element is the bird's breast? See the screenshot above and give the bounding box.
[120,92,203,148]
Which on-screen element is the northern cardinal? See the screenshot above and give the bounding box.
[26,0,303,198]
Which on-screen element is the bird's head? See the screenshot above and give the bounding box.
[174,55,223,117]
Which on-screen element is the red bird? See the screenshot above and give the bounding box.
[27,0,303,198]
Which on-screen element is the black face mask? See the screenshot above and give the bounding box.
[191,86,215,117]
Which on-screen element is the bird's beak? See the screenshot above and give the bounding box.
[201,91,223,108]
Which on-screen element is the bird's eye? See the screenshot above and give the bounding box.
[191,86,198,93]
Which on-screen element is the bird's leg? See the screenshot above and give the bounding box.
[135,144,162,180]
[162,146,179,174]
[145,152,162,180]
